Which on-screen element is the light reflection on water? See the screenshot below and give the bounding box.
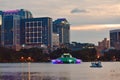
[0,72,70,80]
[0,62,120,80]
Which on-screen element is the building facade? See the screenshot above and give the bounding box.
[98,38,110,50]
[1,15,20,48]
[52,33,59,47]
[53,18,70,45]
[0,9,33,50]
[0,9,70,51]
[110,29,120,50]
[96,38,110,56]
[20,17,53,48]
[0,15,2,25]
[0,9,33,19]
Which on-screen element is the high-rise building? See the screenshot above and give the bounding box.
[0,15,2,25]
[1,15,20,48]
[52,33,59,47]
[96,38,110,56]
[0,15,1,45]
[0,9,33,50]
[0,12,2,46]
[0,25,1,46]
[0,9,33,19]
[53,18,70,45]
[20,17,53,48]
[98,38,110,49]
[110,29,120,50]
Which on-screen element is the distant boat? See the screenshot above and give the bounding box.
[90,61,102,68]
[51,53,82,64]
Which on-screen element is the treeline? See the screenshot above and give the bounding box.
[0,47,120,62]
[50,48,97,62]
[101,49,120,61]
[0,47,49,62]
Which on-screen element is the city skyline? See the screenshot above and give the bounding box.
[1,0,120,45]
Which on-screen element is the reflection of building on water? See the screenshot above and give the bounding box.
[0,72,70,80]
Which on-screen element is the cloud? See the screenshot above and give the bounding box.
[71,8,88,14]
[70,24,120,31]
[1,0,120,45]
[70,30,109,45]
[1,0,120,25]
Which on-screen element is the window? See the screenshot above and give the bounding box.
[26,28,29,32]
[30,38,34,42]
[34,33,37,37]
[38,33,41,37]
[26,23,29,27]
[26,39,30,43]
[34,22,37,27]
[34,28,37,32]
[30,23,33,27]
[38,27,42,31]
[38,22,41,26]
[34,38,37,42]
[30,33,34,37]
[26,33,29,37]
[30,28,34,32]
[38,38,41,42]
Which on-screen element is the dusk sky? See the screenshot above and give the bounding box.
[1,0,120,45]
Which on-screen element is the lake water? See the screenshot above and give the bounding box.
[0,62,120,80]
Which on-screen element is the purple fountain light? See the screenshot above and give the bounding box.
[76,59,82,64]
[3,10,19,13]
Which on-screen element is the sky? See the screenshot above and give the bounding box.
[0,0,120,45]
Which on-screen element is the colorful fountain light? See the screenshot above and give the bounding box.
[76,59,81,64]
[51,53,82,64]
[51,59,62,64]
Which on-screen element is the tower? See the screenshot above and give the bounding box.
[110,29,120,50]
[53,18,70,45]
[0,9,33,50]
[20,17,53,48]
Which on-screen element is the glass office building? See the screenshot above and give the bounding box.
[0,9,33,50]
[53,18,70,44]
[0,9,32,19]
[0,15,2,25]
[110,29,120,49]
[21,17,53,48]
[0,15,2,45]
[1,15,20,47]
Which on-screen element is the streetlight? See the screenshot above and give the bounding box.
[20,56,25,62]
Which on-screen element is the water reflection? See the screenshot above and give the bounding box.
[0,63,70,80]
[1,62,120,80]
[28,62,31,80]
[0,72,70,80]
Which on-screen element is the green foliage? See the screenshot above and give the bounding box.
[50,48,97,61]
[0,47,49,62]
[50,48,71,59]
[2,47,120,62]
[0,47,16,62]
[71,48,97,61]
[104,49,120,61]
